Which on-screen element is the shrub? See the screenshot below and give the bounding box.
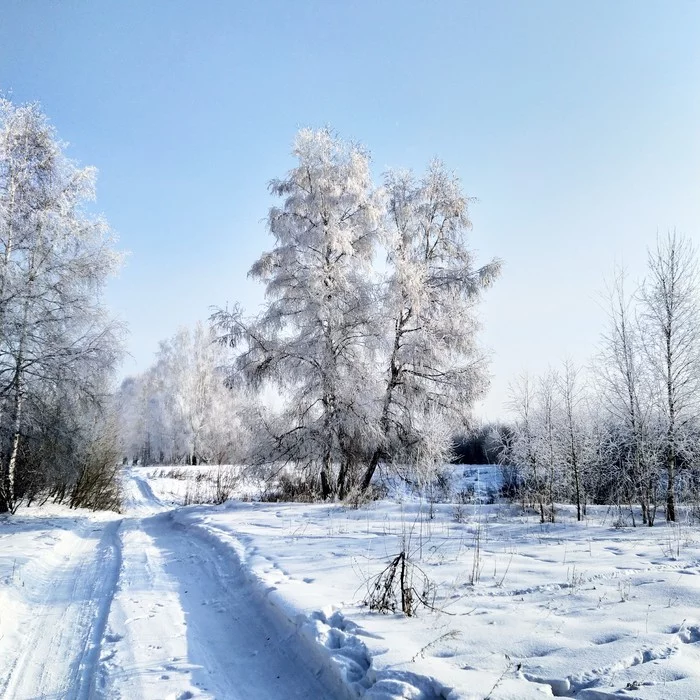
[260,472,320,502]
[364,549,435,617]
[70,432,122,512]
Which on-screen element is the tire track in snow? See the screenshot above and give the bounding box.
[0,518,122,700]
[101,510,334,699]
[96,471,334,699]
[82,521,123,700]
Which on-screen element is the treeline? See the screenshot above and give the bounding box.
[452,426,506,465]
[116,322,251,467]
[11,101,696,520]
[0,99,123,514]
[489,233,700,525]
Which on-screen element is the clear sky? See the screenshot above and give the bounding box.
[1,1,698,418]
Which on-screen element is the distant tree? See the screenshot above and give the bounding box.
[154,323,217,464]
[536,370,562,521]
[502,235,700,523]
[452,429,489,465]
[503,374,538,510]
[114,375,147,464]
[117,322,249,466]
[505,372,560,522]
[452,423,512,466]
[557,359,590,521]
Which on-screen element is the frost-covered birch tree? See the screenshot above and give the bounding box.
[533,370,560,522]
[640,232,700,522]
[503,369,562,522]
[504,373,546,518]
[557,359,591,521]
[597,269,658,524]
[159,323,248,465]
[0,99,122,513]
[359,162,500,492]
[214,128,383,499]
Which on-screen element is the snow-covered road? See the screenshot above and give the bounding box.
[0,473,334,700]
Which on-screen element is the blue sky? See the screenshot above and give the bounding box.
[1,1,698,417]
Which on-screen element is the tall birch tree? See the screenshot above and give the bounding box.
[359,162,500,491]
[597,269,657,524]
[214,128,383,498]
[640,232,700,522]
[0,99,122,512]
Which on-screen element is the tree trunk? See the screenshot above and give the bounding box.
[320,452,333,500]
[359,310,407,494]
[360,360,401,492]
[319,388,336,499]
[666,444,676,522]
[337,459,349,500]
[1,369,23,514]
[360,449,381,493]
[665,321,677,522]
[573,464,582,522]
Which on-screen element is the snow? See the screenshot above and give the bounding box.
[0,507,121,699]
[0,475,332,700]
[1,465,700,699]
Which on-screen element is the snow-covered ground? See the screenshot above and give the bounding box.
[0,472,333,700]
[1,466,700,699]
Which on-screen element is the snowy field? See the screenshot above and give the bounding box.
[1,466,700,699]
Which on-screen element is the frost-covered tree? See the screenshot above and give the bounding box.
[214,128,383,498]
[534,370,561,522]
[502,236,700,522]
[640,232,700,522]
[504,369,568,522]
[596,269,659,524]
[0,99,123,513]
[214,133,501,500]
[114,375,146,464]
[160,322,248,465]
[359,163,501,491]
[557,360,591,521]
[503,373,545,516]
